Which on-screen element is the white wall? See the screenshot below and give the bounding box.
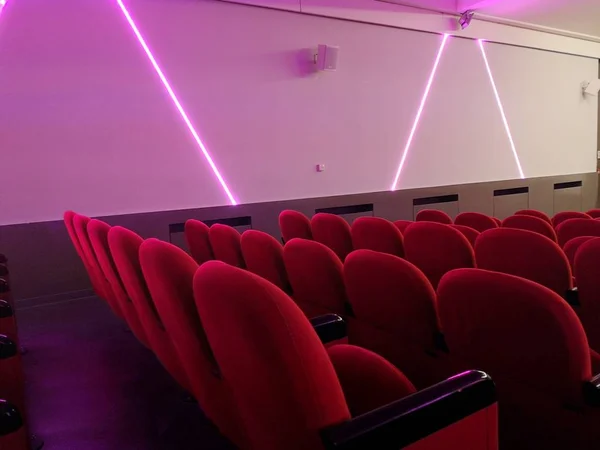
[0,0,597,225]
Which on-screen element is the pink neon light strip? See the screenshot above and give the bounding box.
[478,40,525,179]
[115,0,238,205]
[391,34,449,191]
[0,0,7,16]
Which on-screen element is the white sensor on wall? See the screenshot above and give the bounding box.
[315,45,339,71]
[582,80,600,96]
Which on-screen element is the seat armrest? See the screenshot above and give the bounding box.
[583,373,600,406]
[321,370,496,450]
[565,288,579,307]
[310,314,346,344]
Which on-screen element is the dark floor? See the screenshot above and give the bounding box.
[17,295,234,450]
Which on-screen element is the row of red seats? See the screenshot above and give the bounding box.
[63,211,498,450]
[0,255,38,450]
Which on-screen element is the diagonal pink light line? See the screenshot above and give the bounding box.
[478,39,525,179]
[391,33,449,191]
[0,0,8,17]
[115,0,238,205]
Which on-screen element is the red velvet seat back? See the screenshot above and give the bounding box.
[403,222,475,288]
[415,209,452,224]
[564,236,597,269]
[208,224,245,268]
[552,211,591,228]
[88,220,149,347]
[279,210,312,242]
[184,219,214,265]
[64,211,97,290]
[454,212,498,232]
[108,227,191,392]
[515,209,552,225]
[475,228,572,296]
[394,220,413,234]
[351,217,404,257]
[139,239,242,445]
[585,209,600,219]
[574,238,600,351]
[283,239,347,317]
[502,215,557,242]
[556,218,600,247]
[311,213,353,261]
[449,224,480,247]
[437,268,591,406]
[240,230,290,292]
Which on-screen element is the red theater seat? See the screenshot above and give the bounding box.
[556,218,600,247]
[241,230,290,292]
[449,224,480,247]
[475,228,572,297]
[454,212,498,232]
[139,239,244,447]
[194,261,498,450]
[393,220,413,234]
[585,209,600,219]
[502,214,557,242]
[515,209,552,224]
[184,219,214,265]
[311,213,353,261]
[88,219,149,348]
[565,236,597,269]
[415,209,452,224]
[403,222,475,288]
[208,224,245,268]
[344,250,458,388]
[438,268,600,450]
[575,238,600,351]
[283,239,347,318]
[0,399,30,450]
[279,210,312,242]
[108,227,191,393]
[492,217,502,226]
[552,211,591,228]
[351,217,404,257]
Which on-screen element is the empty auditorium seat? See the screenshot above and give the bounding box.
[88,219,149,348]
[574,238,600,351]
[108,227,191,393]
[311,213,354,261]
[502,214,557,242]
[0,399,29,450]
[139,239,244,447]
[184,219,214,265]
[515,209,552,224]
[449,224,480,247]
[492,217,502,226]
[454,212,498,232]
[475,228,572,297]
[0,300,17,345]
[565,236,597,269]
[0,335,25,418]
[552,211,591,228]
[556,218,600,247]
[585,209,600,219]
[438,268,600,450]
[240,230,290,292]
[208,224,245,268]
[393,220,413,234]
[415,209,452,224]
[351,217,404,257]
[283,239,347,318]
[344,250,458,388]
[194,261,498,450]
[279,210,312,242]
[403,222,475,288]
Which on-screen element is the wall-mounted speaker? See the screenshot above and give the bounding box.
[315,44,339,71]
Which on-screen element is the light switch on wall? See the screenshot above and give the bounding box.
[316,164,326,172]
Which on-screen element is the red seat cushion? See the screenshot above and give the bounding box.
[585,209,600,219]
[184,219,214,264]
[515,209,552,225]
[552,211,591,228]
[502,215,557,242]
[449,224,480,247]
[311,213,353,261]
[279,210,312,242]
[208,224,245,268]
[556,218,600,247]
[394,220,413,234]
[240,230,290,292]
[351,217,404,257]
[454,212,498,233]
[564,236,597,269]
[574,238,600,351]
[415,209,452,224]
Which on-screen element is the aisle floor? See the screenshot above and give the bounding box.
[17,294,234,450]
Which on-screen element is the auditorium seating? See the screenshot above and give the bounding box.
[351,217,404,257]
[565,236,597,269]
[184,219,214,265]
[283,239,348,318]
[240,230,290,293]
[475,228,573,297]
[502,214,558,242]
[438,268,600,450]
[393,220,412,234]
[556,218,600,247]
[454,212,498,232]
[586,209,600,219]
[279,210,312,242]
[403,222,475,288]
[515,209,552,224]
[552,211,591,228]
[208,223,246,268]
[449,224,480,247]
[311,213,354,261]
[193,261,498,450]
[574,238,600,351]
[139,239,245,447]
[415,209,452,224]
